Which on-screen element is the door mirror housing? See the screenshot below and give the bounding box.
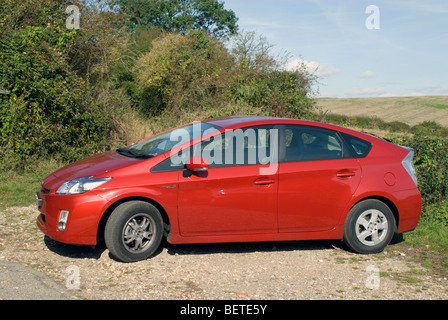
[186,156,209,172]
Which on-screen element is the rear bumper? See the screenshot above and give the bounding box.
[395,188,422,234]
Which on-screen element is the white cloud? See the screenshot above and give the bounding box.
[283,58,340,77]
[359,71,377,79]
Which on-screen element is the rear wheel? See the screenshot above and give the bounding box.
[343,199,396,254]
[105,201,163,262]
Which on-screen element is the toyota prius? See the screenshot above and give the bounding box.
[36,116,421,262]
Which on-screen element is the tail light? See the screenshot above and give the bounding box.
[401,147,418,186]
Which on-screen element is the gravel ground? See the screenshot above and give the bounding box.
[0,205,447,300]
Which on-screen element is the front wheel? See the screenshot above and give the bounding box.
[104,201,163,262]
[343,199,396,254]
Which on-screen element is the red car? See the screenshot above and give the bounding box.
[36,116,421,262]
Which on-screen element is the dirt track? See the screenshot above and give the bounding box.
[0,205,447,300]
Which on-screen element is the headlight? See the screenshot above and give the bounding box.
[56,176,112,195]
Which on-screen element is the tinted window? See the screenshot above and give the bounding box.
[340,132,372,158]
[283,125,345,162]
[200,125,278,168]
[151,154,187,172]
[151,125,278,171]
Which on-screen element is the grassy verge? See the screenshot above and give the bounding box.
[401,213,448,270]
[0,159,65,209]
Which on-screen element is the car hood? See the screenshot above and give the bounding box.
[52,150,140,181]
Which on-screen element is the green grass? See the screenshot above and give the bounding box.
[425,103,448,110]
[401,218,448,276]
[404,219,448,250]
[0,159,65,209]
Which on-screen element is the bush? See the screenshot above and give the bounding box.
[135,31,318,121]
[400,134,448,204]
[230,69,317,119]
[388,134,448,226]
[412,121,448,137]
[229,31,318,119]
[422,201,448,226]
[0,4,113,167]
[135,31,234,117]
[1,1,319,170]
[387,121,411,133]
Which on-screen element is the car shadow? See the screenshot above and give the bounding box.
[43,234,407,261]
[43,236,107,260]
[43,235,346,261]
[163,239,347,256]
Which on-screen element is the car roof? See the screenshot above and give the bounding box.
[203,115,337,131]
[203,115,279,127]
[203,115,320,128]
[202,115,390,145]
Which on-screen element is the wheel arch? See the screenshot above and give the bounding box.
[349,195,399,231]
[96,196,171,243]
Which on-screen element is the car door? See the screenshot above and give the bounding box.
[278,124,362,233]
[177,125,279,236]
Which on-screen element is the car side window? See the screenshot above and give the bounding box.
[339,132,372,158]
[151,125,278,171]
[283,125,345,162]
[150,149,189,172]
[199,125,278,168]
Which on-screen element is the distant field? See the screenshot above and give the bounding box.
[317,96,448,127]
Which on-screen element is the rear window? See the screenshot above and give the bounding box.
[340,132,372,158]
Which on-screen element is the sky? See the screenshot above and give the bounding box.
[223,0,448,98]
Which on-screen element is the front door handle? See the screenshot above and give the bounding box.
[336,170,356,178]
[254,178,276,185]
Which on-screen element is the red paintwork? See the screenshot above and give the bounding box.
[36,116,422,247]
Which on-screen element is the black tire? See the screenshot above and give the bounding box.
[104,201,163,262]
[343,199,396,254]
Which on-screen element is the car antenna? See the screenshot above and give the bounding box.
[317,110,329,122]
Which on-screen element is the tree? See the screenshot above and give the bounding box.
[135,31,234,117]
[231,30,277,72]
[117,0,238,39]
[0,0,113,165]
[229,31,318,119]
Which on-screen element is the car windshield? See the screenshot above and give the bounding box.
[117,122,221,159]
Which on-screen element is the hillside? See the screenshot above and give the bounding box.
[317,96,448,127]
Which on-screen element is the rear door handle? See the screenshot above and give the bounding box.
[254,178,276,185]
[336,171,356,178]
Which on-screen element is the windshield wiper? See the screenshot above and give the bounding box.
[133,154,154,159]
[116,147,136,158]
[117,148,154,159]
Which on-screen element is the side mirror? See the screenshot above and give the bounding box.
[186,156,209,172]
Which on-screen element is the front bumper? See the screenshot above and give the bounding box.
[36,188,108,246]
